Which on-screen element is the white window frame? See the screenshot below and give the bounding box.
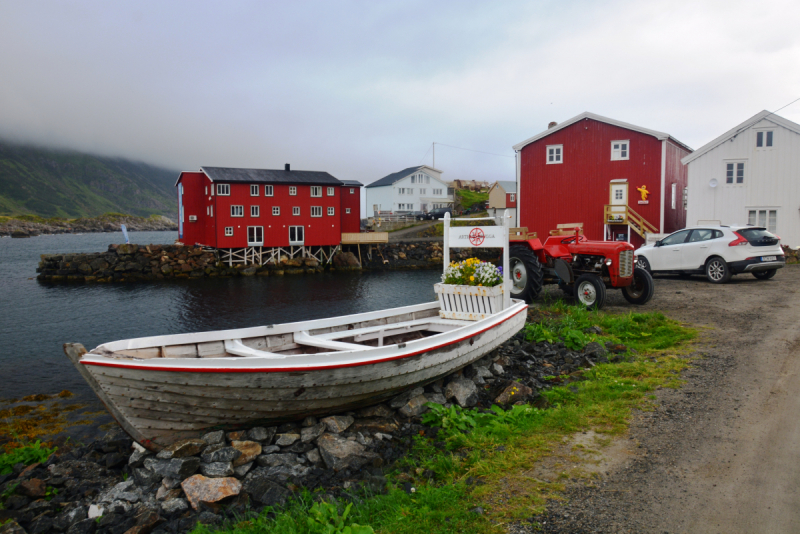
[346,208,351,214]
[251,205,260,217]
[611,140,629,161]
[327,187,335,196]
[311,206,322,217]
[264,185,273,197]
[748,208,778,232]
[250,184,259,196]
[272,206,280,216]
[216,184,230,196]
[725,160,746,185]
[433,188,442,195]
[327,207,335,216]
[509,193,515,202]
[546,144,563,164]
[398,188,405,194]
[231,205,244,217]
[247,226,263,246]
[756,130,774,148]
[311,186,322,197]
[671,183,677,210]
[292,206,300,216]
[224,227,233,236]
[205,186,208,195]
[350,188,355,194]
[289,225,304,245]
[210,206,213,217]
[289,186,297,196]
[419,188,426,195]
[408,188,413,195]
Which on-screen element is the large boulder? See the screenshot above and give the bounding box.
[230,441,261,466]
[316,433,376,471]
[494,383,534,405]
[445,378,479,408]
[144,457,200,479]
[320,415,354,433]
[181,475,242,510]
[242,468,291,506]
[332,252,361,268]
[156,438,206,459]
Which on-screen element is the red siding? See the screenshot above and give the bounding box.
[663,141,691,234]
[212,183,341,248]
[519,118,667,247]
[178,172,216,247]
[506,192,517,208]
[340,185,361,233]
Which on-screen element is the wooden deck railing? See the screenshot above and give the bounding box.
[341,232,389,244]
[603,205,658,238]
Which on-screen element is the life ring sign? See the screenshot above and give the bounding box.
[449,225,504,248]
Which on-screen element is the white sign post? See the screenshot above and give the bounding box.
[442,212,511,310]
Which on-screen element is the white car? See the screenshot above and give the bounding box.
[634,225,785,283]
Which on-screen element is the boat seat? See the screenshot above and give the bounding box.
[312,317,471,345]
[224,339,286,359]
[293,331,364,352]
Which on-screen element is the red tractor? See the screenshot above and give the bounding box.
[507,225,654,309]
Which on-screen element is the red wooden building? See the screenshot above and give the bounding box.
[176,166,362,254]
[512,112,692,247]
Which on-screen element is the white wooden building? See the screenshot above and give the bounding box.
[365,165,452,215]
[683,110,800,246]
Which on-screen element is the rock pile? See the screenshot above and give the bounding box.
[356,242,498,271]
[0,323,625,534]
[1,216,176,238]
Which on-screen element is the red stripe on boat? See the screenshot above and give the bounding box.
[81,306,527,373]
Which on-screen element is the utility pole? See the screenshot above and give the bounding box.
[432,142,435,169]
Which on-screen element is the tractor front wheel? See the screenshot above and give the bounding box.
[574,274,606,310]
[621,267,655,305]
[509,245,544,303]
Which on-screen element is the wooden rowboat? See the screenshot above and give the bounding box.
[65,299,527,450]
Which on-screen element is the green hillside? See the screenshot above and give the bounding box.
[0,142,179,218]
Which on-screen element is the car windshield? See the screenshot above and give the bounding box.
[738,228,776,240]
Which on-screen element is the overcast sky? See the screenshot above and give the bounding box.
[1,0,799,185]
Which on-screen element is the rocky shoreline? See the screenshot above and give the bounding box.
[35,242,496,283]
[2,215,177,238]
[0,316,626,534]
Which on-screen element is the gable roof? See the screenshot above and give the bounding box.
[201,166,341,185]
[681,110,800,165]
[493,181,517,193]
[340,180,364,187]
[512,111,693,153]
[366,165,443,188]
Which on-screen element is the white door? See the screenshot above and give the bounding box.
[655,229,691,270]
[682,229,716,271]
[247,226,263,246]
[289,226,304,245]
[607,183,628,225]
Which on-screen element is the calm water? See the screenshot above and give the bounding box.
[0,232,440,400]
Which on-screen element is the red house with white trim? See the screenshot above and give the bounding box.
[176,165,361,249]
[512,112,693,247]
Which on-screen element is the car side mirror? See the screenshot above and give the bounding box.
[654,240,662,247]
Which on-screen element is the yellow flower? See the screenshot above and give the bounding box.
[470,276,475,281]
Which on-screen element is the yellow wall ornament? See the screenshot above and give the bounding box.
[637,185,649,201]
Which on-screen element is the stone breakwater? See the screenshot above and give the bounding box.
[35,242,500,283]
[0,318,630,534]
[2,216,177,238]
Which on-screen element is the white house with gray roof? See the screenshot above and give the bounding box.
[365,165,452,215]
[683,110,800,246]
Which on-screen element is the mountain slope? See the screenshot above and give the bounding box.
[0,142,179,218]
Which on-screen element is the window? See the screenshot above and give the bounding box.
[683,187,688,209]
[210,185,214,196]
[748,209,778,232]
[264,185,273,196]
[426,175,430,184]
[661,230,691,246]
[327,207,334,216]
[311,186,322,197]
[205,186,208,195]
[231,205,244,217]
[311,206,322,217]
[346,208,351,214]
[611,140,629,160]
[292,207,300,216]
[419,188,426,195]
[206,206,209,216]
[251,205,260,217]
[327,187,334,196]
[509,193,516,202]
[614,189,623,200]
[247,226,263,245]
[433,188,442,195]
[688,229,715,242]
[250,184,259,196]
[726,162,745,184]
[756,131,774,147]
[350,188,355,194]
[289,226,304,245]
[411,175,415,184]
[272,206,280,216]
[289,186,297,196]
[546,145,563,164]
[408,188,413,194]
[671,183,677,209]
[224,227,233,236]
[398,188,406,194]
[216,184,230,195]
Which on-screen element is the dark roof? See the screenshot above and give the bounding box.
[202,166,342,185]
[365,166,424,188]
[340,180,364,187]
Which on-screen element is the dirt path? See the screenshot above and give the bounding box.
[532,265,800,533]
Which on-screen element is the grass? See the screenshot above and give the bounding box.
[193,304,696,534]
[0,440,57,475]
[456,190,489,210]
[419,213,495,237]
[0,212,168,226]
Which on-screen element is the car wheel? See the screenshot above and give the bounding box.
[705,256,732,284]
[622,267,655,305]
[574,274,606,310]
[636,256,651,273]
[753,269,777,280]
[509,245,544,303]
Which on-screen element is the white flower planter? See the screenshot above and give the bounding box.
[434,283,505,320]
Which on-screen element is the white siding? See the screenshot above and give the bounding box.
[365,186,395,215]
[366,169,452,214]
[686,118,800,246]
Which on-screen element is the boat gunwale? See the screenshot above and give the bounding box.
[81,302,528,374]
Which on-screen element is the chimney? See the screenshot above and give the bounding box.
[548,121,558,129]
[285,163,290,171]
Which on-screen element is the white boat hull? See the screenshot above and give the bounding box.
[65,300,527,450]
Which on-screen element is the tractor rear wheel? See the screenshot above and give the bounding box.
[574,274,606,310]
[509,245,544,303]
[621,267,655,305]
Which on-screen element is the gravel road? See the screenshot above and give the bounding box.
[528,265,800,533]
